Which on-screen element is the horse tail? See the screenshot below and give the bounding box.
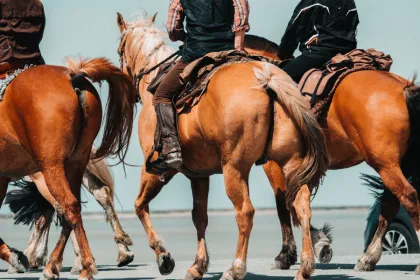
[85,147,115,202]
[254,63,329,222]
[66,57,137,162]
[403,77,420,188]
[4,179,54,228]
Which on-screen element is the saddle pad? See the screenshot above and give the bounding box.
[298,48,393,118]
[0,64,34,101]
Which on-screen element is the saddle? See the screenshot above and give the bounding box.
[148,50,286,114]
[299,49,393,118]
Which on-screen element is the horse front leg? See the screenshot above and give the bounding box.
[135,167,176,276]
[0,177,29,273]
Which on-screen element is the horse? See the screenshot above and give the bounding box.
[0,57,136,280]
[5,151,134,274]
[244,34,420,275]
[116,12,329,280]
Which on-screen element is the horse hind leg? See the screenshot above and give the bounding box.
[292,184,315,280]
[83,172,134,267]
[263,162,297,269]
[221,163,255,280]
[23,209,54,270]
[185,177,210,280]
[355,165,418,272]
[0,177,29,273]
[355,189,400,272]
[310,223,333,265]
[42,163,97,280]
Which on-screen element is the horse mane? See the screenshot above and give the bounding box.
[122,14,174,80]
[244,34,279,57]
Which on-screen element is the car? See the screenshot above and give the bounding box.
[362,174,420,254]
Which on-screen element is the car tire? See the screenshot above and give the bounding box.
[382,222,419,254]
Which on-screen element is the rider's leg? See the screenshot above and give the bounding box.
[280,54,331,83]
[152,60,188,169]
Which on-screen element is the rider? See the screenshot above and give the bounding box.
[152,0,250,170]
[0,0,45,75]
[278,0,359,83]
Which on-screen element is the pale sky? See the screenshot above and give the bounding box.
[2,0,420,214]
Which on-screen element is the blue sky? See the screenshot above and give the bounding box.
[2,0,420,214]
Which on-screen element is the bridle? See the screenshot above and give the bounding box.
[118,31,182,99]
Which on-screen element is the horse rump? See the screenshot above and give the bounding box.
[4,179,55,228]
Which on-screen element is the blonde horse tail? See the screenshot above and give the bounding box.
[66,57,137,162]
[254,63,329,225]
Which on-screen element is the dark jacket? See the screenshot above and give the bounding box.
[278,0,359,60]
[180,0,235,63]
[0,0,45,64]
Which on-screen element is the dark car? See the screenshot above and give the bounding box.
[362,174,420,254]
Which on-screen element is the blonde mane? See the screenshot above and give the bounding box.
[121,15,175,80]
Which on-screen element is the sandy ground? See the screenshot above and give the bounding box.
[0,209,419,279]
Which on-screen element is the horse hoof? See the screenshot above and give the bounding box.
[78,270,94,280]
[184,271,202,280]
[293,275,311,280]
[220,270,235,280]
[117,251,134,267]
[354,259,375,272]
[8,249,29,273]
[70,265,82,275]
[274,253,293,270]
[317,244,333,264]
[7,265,19,274]
[41,262,61,280]
[415,264,420,275]
[157,253,175,275]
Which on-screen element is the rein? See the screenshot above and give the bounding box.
[133,49,181,90]
[118,34,181,101]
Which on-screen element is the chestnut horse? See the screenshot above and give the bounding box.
[245,35,420,275]
[117,13,328,280]
[5,152,134,273]
[0,58,136,280]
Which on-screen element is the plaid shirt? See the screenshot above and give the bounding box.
[166,0,250,42]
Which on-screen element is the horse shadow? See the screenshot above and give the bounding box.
[202,273,368,280]
[316,263,417,272]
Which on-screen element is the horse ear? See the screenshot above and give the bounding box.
[150,12,158,24]
[117,12,127,33]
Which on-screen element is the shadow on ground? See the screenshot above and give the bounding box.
[203,273,367,280]
[316,263,416,272]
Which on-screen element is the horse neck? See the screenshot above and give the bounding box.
[134,44,174,103]
[139,74,156,105]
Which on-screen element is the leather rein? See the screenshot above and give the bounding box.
[118,35,181,102]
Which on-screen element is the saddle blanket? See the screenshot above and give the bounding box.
[298,48,393,118]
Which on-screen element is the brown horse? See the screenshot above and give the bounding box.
[5,152,134,273]
[0,58,136,280]
[117,13,328,280]
[245,35,420,275]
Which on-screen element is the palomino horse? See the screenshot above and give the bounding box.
[116,13,328,280]
[5,152,134,273]
[0,57,136,280]
[244,35,420,275]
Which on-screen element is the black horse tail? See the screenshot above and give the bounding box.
[4,179,55,229]
[403,78,420,191]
